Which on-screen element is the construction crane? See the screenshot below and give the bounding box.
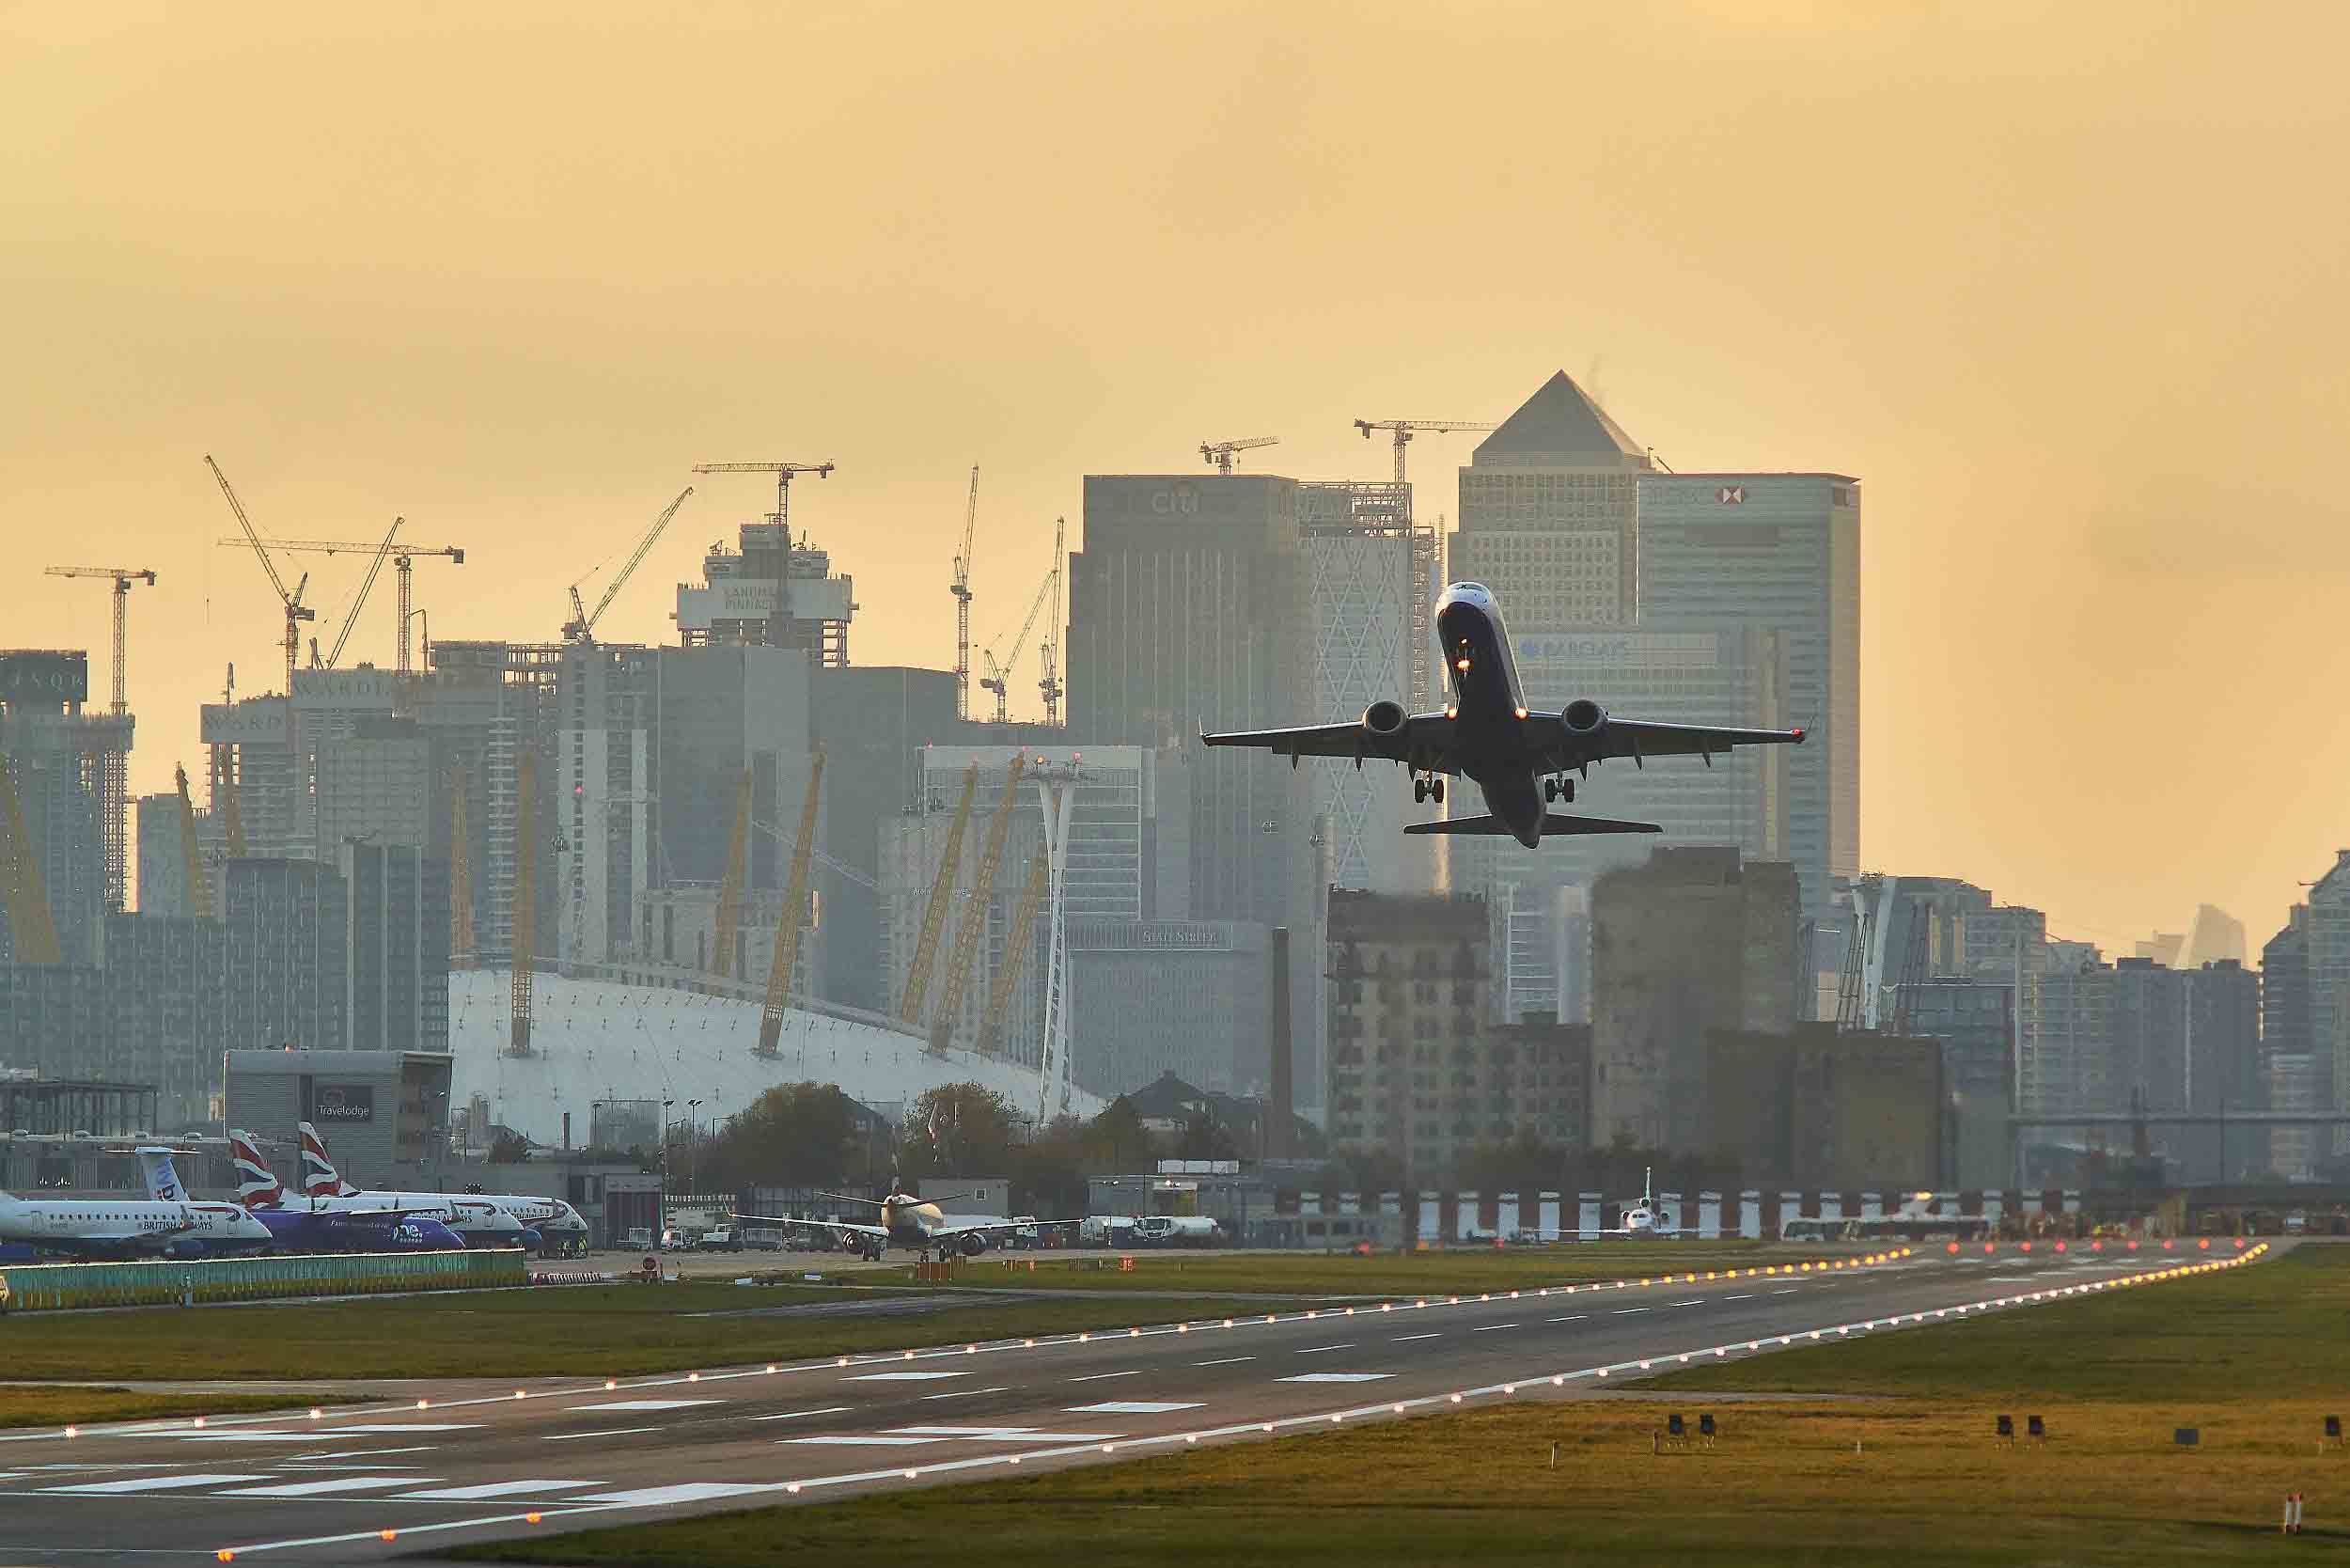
[42,567,156,714]
[930,756,1026,1055]
[1200,435,1278,475]
[1352,418,1497,486]
[979,549,1055,726]
[509,748,539,1056]
[173,763,211,919]
[217,532,464,672]
[898,760,977,1026]
[212,665,246,858]
[708,768,754,980]
[977,848,1048,1056]
[1037,518,1065,726]
[949,466,979,720]
[206,456,314,695]
[755,748,825,1058]
[692,462,836,654]
[565,486,694,645]
[321,517,400,668]
[0,751,62,965]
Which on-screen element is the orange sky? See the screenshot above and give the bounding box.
[5,3,2345,952]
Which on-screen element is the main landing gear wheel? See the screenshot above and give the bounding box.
[1543,776,1574,804]
[1431,777,1445,804]
[1413,776,1427,804]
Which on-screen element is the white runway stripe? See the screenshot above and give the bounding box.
[575,1482,789,1505]
[398,1480,606,1500]
[847,1371,970,1382]
[1278,1372,1393,1384]
[39,1474,270,1494]
[563,1400,720,1412]
[752,1406,855,1422]
[784,1435,944,1447]
[1068,1402,1201,1415]
[216,1476,438,1498]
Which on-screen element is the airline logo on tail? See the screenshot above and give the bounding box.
[227,1129,285,1210]
[298,1121,359,1199]
[133,1147,187,1203]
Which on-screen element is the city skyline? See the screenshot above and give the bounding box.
[6,5,2347,949]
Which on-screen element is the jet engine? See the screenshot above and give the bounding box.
[1362,699,1407,739]
[1561,698,1608,736]
[960,1231,990,1257]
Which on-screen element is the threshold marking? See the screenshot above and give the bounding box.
[400,1480,605,1500]
[217,1476,435,1498]
[1068,1402,1202,1415]
[1278,1372,1392,1385]
[39,1474,270,1495]
[576,1482,788,1505]
[565,1400,718,1413]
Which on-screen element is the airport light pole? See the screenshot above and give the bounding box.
[687,1099,703,1197]
[660,1098,675,1244]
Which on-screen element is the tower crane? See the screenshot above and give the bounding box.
[173,763,212,919]
[206,456,314,694]
[756,748,825,1058]
[950,465,979,720]
[692,461,835,648]
[930,756,1025,1055]
[1352,418,1497,486]
[565,486,695,645]
[1037,517,1065,726]
[1200,435,1279,475]
[979,548,1055,726]
[42,567,156,714]
[215,531,464,672]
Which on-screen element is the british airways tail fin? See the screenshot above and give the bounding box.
[297,1121,358,1198]
[1402,812,1660,837]
[228,1129,285,1209]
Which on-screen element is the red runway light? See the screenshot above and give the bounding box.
[2054,1241,2067,1253]
[2020,1242,2032,1252]
[2198,1238,2210,1250]
[1948,1243,1960,1254]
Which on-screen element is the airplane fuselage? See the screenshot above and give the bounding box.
[1433,582,1547,847]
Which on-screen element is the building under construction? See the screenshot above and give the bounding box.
[0,651,131,967]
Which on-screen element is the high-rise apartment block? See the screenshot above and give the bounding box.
[339,840,451,1054]
[1589,847,1800,1150]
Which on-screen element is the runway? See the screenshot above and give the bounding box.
[0,1242,2266,1566]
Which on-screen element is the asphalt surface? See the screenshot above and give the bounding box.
[0,1240,2269,1566]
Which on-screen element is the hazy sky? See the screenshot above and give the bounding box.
[5,3,2345,951]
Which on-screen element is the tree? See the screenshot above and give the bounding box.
[901,1083,1023,1180]
[487,1128,532,1164]
[1083,1095,1157,1172]
[705,1083,863,1192]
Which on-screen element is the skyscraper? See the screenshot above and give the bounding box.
[1637,471,1860,924]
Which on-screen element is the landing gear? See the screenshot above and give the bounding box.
[1543,776,1574,804]
[1414,775,1445,805]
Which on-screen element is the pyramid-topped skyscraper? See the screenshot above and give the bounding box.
[1452,371,1652,627]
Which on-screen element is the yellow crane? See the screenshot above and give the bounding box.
[1200,435,1278,475]
[898,760,977,1025]
[709,768,754,979]
[205,456,315,694]
[42,567,156,715]
[950,465,979,720]
[173,763,212,919]
[0,751,62,964]
[929,755,1025,1054]
[509,748,538,1056]
[978,849,1049,1057]
[215,530,464,673]
[756,748,825,1058]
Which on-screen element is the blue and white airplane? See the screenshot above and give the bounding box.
[137,1143,468,1255]
[1202,581,1805,848]
[0,1153,274,1259]
[294,1122,588,1254]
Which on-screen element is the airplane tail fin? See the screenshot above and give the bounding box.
[1402,812,1660,837]
[297,1121,356,1198]
[228,1129,285,1210]
[133,1146,188,1203]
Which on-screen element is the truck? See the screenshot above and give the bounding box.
[696,1228,743,1252]
[1133,1215,1224,1247]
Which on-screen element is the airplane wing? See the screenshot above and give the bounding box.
[930,1215,1074,1241]
[1533,715,1804,770]
[1200,713,1454,768]
[732,1211,888,1243]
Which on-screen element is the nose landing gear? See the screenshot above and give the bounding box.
[1543,776,1574,804]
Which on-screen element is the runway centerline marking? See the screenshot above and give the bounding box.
[1612,1308,1651,1314]
[1278,1372,1393,1384]
[1720,1294,1756,1302]
[847,1371,971,1383]
[1295,1343,1355,1354]
[1471,1324,1518,1332]
[752,1406,855,1421]
[1391,1334,1441,1341]
[216,1475,439,1498]
[1545,1315,1587,1324]
[918,1387,1011,1401]
[1193,1357,1254,1366]
[1770,1288,1800,1295]
[1067,1370,1143,1383]
[543,1426,665,1441]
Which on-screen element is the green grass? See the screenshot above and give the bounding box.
[453,1246,2336,1568]
[1649,1242,2340,1403]
[953,1241,1790,1297]
[0,1387,361,1430]
[0,1281,1324,1382]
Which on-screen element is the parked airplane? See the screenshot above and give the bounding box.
[1200,581,1805,847]
[294,1122,588,1254]
[736,1180,1073,1262]
[191,1137,471,1254]
[0,1152,275,1259]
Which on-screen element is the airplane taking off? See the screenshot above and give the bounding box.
[736,1180,1073,1262]
[1201,581,1805,848]
[293,1121,588,1254]
[0,1153,275,1259]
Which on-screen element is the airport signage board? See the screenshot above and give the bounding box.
[312,1084,375,1124]
[0,651,88,706]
